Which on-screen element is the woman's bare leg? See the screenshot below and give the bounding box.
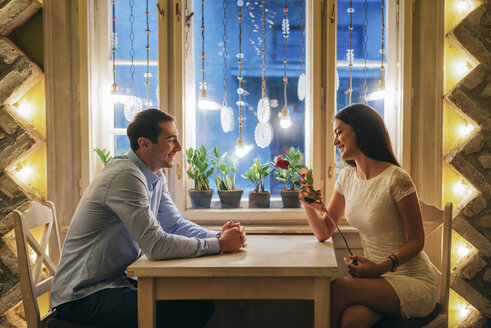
[339,305,382,328]
[330,276,401,328]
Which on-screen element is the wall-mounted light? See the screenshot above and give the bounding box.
[16,100,34,121]
[454,0,469,13]
[453,60,471,77]
[455,240,473,258]
[457,123,475,138]
[452,179,469,196]
[15,165,33,184]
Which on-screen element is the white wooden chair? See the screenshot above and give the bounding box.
[333,201,452,328]
[13,200,98,328]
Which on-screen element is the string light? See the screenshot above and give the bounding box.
[110,0,118,95]
[368,0,387,101]
[16,100,33,120]
[279,0,291,129]
[297,0,306,102]
[220,0,234,132]
[345,0,354,104]
[15,165,33,184]
[457,123,475,138]
[145,0,151,108]
[124,0,142,122]
[235,0,251,157]
[255,0,273,148]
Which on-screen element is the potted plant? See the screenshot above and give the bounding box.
[241,158,273,208]
[211,147,243,208]
[273,147,305,208]
[186,145,214,209]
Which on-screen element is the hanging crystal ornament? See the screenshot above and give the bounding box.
[255,122,273,148]
[279,0,291,129]
[220,0,234,132]
[345,2,354,105]
[297,0,306,101]
[145,0,151,108]
[368,0,387,100]
[110,0,118,96]
[360,0,369,103]
[254,0,272,148]
[125,0,141,122]
[198,0,209,108]
[235,0,251,157]
[124,95,143,122]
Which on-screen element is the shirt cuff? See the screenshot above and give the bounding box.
[206,230,220,239]
[204,237,221,255]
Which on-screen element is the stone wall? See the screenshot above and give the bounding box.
[0,0,43,326]
[445,1,491,326]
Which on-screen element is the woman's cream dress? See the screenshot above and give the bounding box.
[335,165,436,318]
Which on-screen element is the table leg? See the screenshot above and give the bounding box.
[138,277,155,328]
[314,277,330,328]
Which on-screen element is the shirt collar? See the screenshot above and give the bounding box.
[127,149,162,187]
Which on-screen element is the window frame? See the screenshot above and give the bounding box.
[70,0,416,232]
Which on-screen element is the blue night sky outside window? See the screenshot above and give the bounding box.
[109,0,390,201]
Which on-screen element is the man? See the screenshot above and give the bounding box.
[52,109,246,327]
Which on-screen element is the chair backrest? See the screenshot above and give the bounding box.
[13,201,62,328]
[420,201,452,317]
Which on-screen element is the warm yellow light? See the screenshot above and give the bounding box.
[454,0,469,12]
[15,165,33,184]
[235,137,252,158]
[452,180,468,196]
[279,107,292,129]
[455,241,472,258]
[457,123,474,138]
[458,303,471,319]
[16,100,34,120]
[454,60,471,77]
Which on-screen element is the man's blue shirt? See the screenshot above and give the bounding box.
[51,150,219,308]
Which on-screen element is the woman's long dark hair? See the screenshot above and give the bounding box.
[334,103,399,167]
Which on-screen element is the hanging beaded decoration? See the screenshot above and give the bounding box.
[378,0,386,89]
[124,0,142,122]
[145,0,151,108]
[200,0,207,99]
[235,0,248,155]
[221,0,234,132]
[255,0,273,148]
[297,0,306,102]
[360,0,368,103]
[279,0,291,129]
[110,0,118,95]
[345,0,354,105]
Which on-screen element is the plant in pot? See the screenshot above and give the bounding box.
[211,147,243,208]
[186,145,214,209]
[241,158,273,208]
[273,147,306,208]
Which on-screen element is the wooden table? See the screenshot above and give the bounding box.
[127,235,338,328]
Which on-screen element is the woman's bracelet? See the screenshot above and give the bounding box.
[387,254,398,272]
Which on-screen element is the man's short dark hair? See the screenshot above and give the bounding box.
[127,109,175,151]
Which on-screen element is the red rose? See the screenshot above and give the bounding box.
[275,157,290,170]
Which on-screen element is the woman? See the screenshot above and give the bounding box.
[300,104,436,327]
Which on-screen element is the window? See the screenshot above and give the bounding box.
[87,0,406,225]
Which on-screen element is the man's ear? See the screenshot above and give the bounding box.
[138,137,150,149]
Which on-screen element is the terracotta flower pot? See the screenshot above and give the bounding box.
[248,191,270,208]
[218,189,243,208]
[280,189,301,208]
[188,189,214,209]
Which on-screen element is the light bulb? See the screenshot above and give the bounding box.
[455,0,468,12]
[367,80,387,101]
[458,303,470,319]
[455,242,472,258]
[15,165,33,184]
[16,101,33,120]
[454,60,470,77]
[457,123,475,138]
[198,90,220,110]
[235,137,251,158]
[279,107,291,129]
[452,180,468,195]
